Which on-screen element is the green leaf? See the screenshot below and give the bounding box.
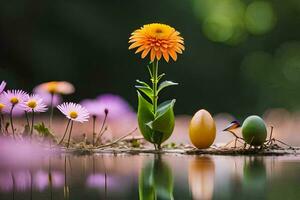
[135,85,153,100]
[137,91,155,142]
[157,73,165,82]
[146,100,176,144]
[157,81,178,93]
[136,80,151,88]
[34,122,55,139]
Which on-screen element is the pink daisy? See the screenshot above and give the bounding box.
[57,102,89,123]
[0,90,28,112]
[0,81,6,94]
[22,94,48,113]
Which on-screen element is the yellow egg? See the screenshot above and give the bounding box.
[189,109,216,149]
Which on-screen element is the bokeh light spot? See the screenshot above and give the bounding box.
[245,1,277,35]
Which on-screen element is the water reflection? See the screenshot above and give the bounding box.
[242,157,267,199]
[0,154,300,199]
[188,157,215,200]
[139,156,174,200]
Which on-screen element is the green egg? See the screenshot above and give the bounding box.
[242,115,267,146]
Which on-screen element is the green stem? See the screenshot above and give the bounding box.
[10,105,15,139]
[49,93,54,129]
[30,110,35,137]
[152,60,159,113]
[66,121,74,148]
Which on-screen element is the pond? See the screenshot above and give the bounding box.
[0,154,300,200]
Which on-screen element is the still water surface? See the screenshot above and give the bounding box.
[0,154,300,200]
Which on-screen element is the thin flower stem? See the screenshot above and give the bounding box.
[58,119,71,145]
[96,112,108,144]
[92,115,96,146]
[30,110,35,137]
[49,93,54,129]
[25,111,30,128]
[66,121,74,148]
[9,105,15,139]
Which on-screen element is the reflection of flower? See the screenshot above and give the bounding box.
[129,23,185,62]
[86,173,117,189]
[34,170,64,191]
[57,102,90,123]
[96,94,134,119]
[34,81,75,95]
[34,170,48,191]
[14,171,31,191]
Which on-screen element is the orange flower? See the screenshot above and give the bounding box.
[129,23,184,62]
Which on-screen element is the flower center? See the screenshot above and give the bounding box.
[69,111,78,119]
[155,28,163,34]
[0,103,5,111]
[10,97,19,105]
[27,100,37,109]
[47,82,58,93]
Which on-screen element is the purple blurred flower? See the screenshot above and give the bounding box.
[0,138,51,169]
[80,99,103,117]
[0,81,6,94]
[0,172,13,192]
[96,94,134,119]
[33,91,62,107]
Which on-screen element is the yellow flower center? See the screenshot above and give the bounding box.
[146,23,174,39]
[27,100,37,109]
[69,111,78,119]
[0,103,5,111]
[46,82,58,93]
[10,97,19,105]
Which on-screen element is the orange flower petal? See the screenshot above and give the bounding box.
[169,50,177,61]
[150,48,156,62]
[141,48,151,59]
[128,42,142,50]
[163,52,169,62]
[135,46,146,54]
[156,51,162,60]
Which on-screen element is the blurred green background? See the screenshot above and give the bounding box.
[1,0,300,117]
